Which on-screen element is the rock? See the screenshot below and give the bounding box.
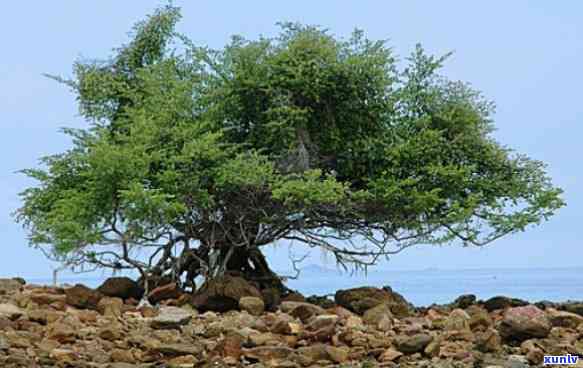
[215,334,242,359]
[152,343,203,357]
[475,328,502,352]
[280,301,325,322]
[0,303,23,320]
[498,305,551,342]
[50,348,78,365]
[520,340,544,365]
[151,306,192,329]
[505,355,530,368]
[547,308,583,328]
[98,323,123,341]
[306,314,338,331]
[97,296,123,317]
[243,346,295,361]
[380,348,403,362]
[191,275,261,312]
[324,345,349,364]
[64,284,102,309]
[29,293,67,306]
[97,277,143,300]
[467,305,493,331]
[77,309,99,324]
[445,308,471,331]
[297,344,348,364]
[362,303,393,326]
[453,294,477,309]
[396,333,433,354]
[335,286,412,317]
[239,296,265,316]
[110,349,136,363]
[291,305,325,323]
[148,282,182,304]
[47,322,77,343]
[483,296,528,312]
[0,335,8,350]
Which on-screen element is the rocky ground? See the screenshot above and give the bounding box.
[0,276,582,368]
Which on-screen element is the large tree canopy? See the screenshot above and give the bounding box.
[17,6,564,292]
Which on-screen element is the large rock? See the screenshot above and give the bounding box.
[97,277,143,300]
[498,305,551,342]
[150,306,192,330]
[335,286,412,317]
[191,275,261,312]
[65,284,102,309]
[483,296,528,312]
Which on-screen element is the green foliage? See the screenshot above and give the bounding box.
[17,6,564,274]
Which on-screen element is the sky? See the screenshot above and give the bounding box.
[1,1,581,280]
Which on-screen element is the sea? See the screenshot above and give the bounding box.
[24,266,583,307]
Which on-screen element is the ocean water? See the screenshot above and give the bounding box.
[286,266,583,306]
[26,267,583,307]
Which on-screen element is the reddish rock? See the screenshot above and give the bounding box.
[148,283,182,304]
[498,305,551,342]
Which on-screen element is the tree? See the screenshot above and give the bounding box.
[17,6,564,294]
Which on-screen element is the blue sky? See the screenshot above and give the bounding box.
[1,1,581,279]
